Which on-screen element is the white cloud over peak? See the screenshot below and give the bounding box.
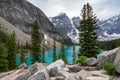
[27,0,120,20]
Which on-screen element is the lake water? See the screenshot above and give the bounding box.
[16,46,104,66]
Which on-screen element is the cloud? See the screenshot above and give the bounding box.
[27,0,120,20]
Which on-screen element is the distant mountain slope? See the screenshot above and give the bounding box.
[49,13,79,44]
[50,13,120,41]
[0,0,62,46]
[98,15,120,41]
[0,17,30,44]
[0,0,54,33]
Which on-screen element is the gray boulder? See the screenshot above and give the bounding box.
[0,70,16,79]
[50,76,65,80]
[47,59,66,77]
[28,70,49,80]
[0,69,31,80]
[17,63,28,69]
[85,70,110,80]
[48,67,59,77]
[86,58,98,66]
[114,48,120,73]
[29,62,47,75]
[66,64,81,72]
[76,70,92,80]
[55,76,65,80]
[15,69,31,80]
[97,47,119,68]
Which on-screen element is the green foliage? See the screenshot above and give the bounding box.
[76,56,88,65]
[72,46,77,64]
[31,20,41,64]
[20,47,26,63]
[41,47,45,63]
[59,39,68,64]
[52,36,57,62]
[104,62,117,75]
[0,45,9,72]
[99,38,120,50]
[7,32,17,70]
[78,3,99,58]
[0,27,9,44]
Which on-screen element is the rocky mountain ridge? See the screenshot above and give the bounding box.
[0,16,31,44]
[0,0,79,45]
[50,12,120,41]
[49,13,79,44]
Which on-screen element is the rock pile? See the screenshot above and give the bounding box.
[1,47,120,80]
[0,59,112,80]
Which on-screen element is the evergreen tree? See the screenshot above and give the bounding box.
[0,45,9,72]
[31,20,41,64]
[41,47,45,63]
[72,46,76,64]
[79,3,99,58]
[20,46,26,63]
[52,36,57,62]
[59,39,68,63]
[7,32,16,70]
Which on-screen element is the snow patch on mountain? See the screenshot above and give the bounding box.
[68,20,79,43]
[44,34,48,44]
[98,31,120,41]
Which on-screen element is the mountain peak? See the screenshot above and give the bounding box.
[57,12,66,16]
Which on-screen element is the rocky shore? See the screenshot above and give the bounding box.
[0,47,120,80]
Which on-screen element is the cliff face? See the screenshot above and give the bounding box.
[0,0,54,33]
[0,0,79,45]
[50,13,79,44]
[0,17,31,44]
[0,0,63,46]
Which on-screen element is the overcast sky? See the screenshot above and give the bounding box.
[27,0,120,20]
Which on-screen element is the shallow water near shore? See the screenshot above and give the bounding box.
[16,46,104,66]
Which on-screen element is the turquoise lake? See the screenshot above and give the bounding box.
[16,46,104,66]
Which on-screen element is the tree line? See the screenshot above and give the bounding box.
[0,29,16,72]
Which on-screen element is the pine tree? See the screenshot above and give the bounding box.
[20,46,26,63]
[59,39,68,64]
[72,46,76,64]
[7,32,17,70]
[41,47,45,63]
[78,3,99,58]
[31,20,41,64]
[0,45,9,72]
[52,36,57,62]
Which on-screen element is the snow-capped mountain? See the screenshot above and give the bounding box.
[49,13,79,44]
[50,13,120,42]
[72,17,81,28]
[98,15,120,41]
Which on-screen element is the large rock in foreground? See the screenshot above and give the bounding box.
[17,63,28,69]
[114,48,120,73]
[86,57,98,66]
[0,69,31,80]
[29,62,47,75]
[28,70,49,80]
[46,59,67,77]
[98,47,119,68]
[0,59,118,80]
